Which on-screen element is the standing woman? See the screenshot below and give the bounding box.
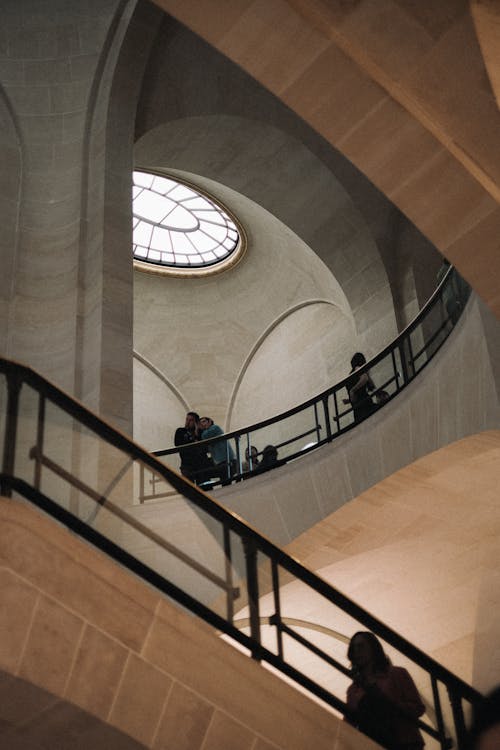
[344,352,376,422]
[345,631,425,750]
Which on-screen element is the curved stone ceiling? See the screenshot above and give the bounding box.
[151,0,500,318]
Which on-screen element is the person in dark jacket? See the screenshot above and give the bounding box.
[345,631,425,750]
[174,412,213,484]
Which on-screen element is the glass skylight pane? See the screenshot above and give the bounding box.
[199,222,227,243]
[134,221,153,248]
[148,249,161,261]
[186,196,214,211]
[133,171,154,188]
[134,245,148,258]
[189,230,217,251]
[168,184,197,202]
[134,191,171,223]
[161,205,198,231]
[151,175,178,195]
[170,231,195,253]
[176,254,188,265]
[150,226,171,252]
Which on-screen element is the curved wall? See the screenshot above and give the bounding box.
[153,0,500,319]
[214,295,500,545]
[135,15,443,335]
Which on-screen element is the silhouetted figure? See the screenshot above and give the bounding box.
[242,445,260,472]
[343,353,376,423]
[174,412,213,484]
[345,631,425,750]
[375,389,390,406]
[256,444,278,472]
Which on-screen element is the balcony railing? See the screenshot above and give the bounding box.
[149,265,471,495]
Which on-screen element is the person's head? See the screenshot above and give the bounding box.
[350,352,367,371]
[347,632,390,673]
[199,417,213,430]
[245,446,258,461]
[185,412,200,430]
[262,444,278,465]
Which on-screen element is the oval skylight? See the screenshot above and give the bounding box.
[132,170,244,275]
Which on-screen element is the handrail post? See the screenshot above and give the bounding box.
[313,402,321,444]
[234,434,242,475]
[1,369,22,497]
[322,395,332,440]
[271,559,284,659]
[243,536,261,659]
[448,686,468,750]
[139,462,145,504]
[33,393,45,491]
[223,525,235,624]
[398,338,409,385]
[431,675,448,750]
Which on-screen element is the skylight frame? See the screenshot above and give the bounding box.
[132,169,246,278]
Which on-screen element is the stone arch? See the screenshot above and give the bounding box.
[227,299,356,431]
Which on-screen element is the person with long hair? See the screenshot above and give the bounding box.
[343,352,376,423]
[345,631,425,750]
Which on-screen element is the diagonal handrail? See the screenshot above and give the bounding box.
[0,340,484,750]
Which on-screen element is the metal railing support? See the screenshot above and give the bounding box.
[1,370,21,497]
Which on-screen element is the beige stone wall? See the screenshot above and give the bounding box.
[0,497,379,750]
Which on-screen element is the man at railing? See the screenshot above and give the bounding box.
[174,412,214,484]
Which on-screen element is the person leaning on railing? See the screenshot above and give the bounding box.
[199,417,236,486]
[343,353,376,423]
[174,411,214,485]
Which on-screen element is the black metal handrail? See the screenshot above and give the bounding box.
[150,266,471,493]
[0,336,483,749]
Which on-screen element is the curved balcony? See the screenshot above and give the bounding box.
[148,266,471,497]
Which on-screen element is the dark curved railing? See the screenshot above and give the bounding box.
[149,266,471,495]
[0,336,483,750]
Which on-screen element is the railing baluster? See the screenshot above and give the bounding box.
[431,675,449,750]
[448,685,468,750]
[313,402,321,444]
[323,395,332,440]
[271,559,284,660]
[223,525,235,624]
[34,393,45,491]
[1,369,21,497]
[243,537,261,660]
